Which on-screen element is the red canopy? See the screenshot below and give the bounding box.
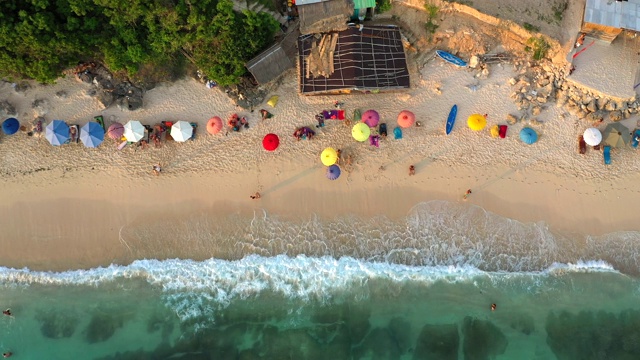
[206,116,223,134]
[262,133,279,151]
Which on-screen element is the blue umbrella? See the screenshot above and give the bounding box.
[80,122,105,148]
[326,165,341,180]
[519,127,538,145]
[2,118,19,135]
[46,120,70,146]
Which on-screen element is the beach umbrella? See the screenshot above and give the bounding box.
[397,111,415,128]
[171,121,193,142]
[124,120,144,142]
[45,120,70,146]
[352,122,371,142]
[326,164,341,180]
[362,110,380,127]
[519,127,538,144]
[206,116,223,135]
[602,122,630,148]
[321,147,338,166]
[583,128,602,146]
[262,133,279,151]
[80,122,105,148]
[2,118,19,135]
[107,122,124,139]
[467,114,487,131]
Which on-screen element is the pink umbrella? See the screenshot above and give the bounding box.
[397,111,415,128]
[362,110,380,127]
[207,116,223,135]
[107,122,124,139]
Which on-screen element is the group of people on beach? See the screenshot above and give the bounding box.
[293,127,315,141]
[228,114,249,132]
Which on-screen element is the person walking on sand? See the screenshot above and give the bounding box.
[409,165,415,176]
[463,189,472,200]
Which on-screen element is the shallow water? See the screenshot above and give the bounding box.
[2,201,640,359]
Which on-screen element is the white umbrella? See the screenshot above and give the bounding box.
[583,128,602,146]
[124,120,144,142]
[171,121,193,142]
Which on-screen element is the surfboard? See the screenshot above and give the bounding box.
[446,105,457,135]
[436,50,467,67]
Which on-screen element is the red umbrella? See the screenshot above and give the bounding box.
[262,133,279,151]
[207,116,223,134]
[361,110,380,127]
[397,111,415,128]
[107,122,124,139]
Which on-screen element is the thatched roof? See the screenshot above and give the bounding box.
[298,25,410,95]
[246,43,294,84]
[298,0,354,35]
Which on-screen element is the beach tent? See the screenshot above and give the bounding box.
[326,164,341,180]
[107,122,124,139]
[80,122,105,148]
[602,122,630,148]
[321,147,338,166]
[2,118,19,135]
[124,120,144,142]
[583,127,602,146]
[467,114,487,131]
[397,111,415,128]
[519,127,538,144]
[267,95,279,108]
[262,133,279,151]
[352,122,370,142]
[45,120,70,146]
[171,121,193,142]
[207,117,223,135]
[362,110,380,127]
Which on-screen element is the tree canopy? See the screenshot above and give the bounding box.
[0,0,280,85]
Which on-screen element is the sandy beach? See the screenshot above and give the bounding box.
[2,54,640,271]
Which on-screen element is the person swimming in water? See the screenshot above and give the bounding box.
[3,351,12,358]
[2,309,11,316]
[491,303,497,311]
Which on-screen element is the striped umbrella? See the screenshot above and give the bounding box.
[80,122,105,148]
[45,120,70,146]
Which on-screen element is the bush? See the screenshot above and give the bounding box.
[525,36,550,61]
[376,0,392,13]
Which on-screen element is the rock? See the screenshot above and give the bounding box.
[530,118,542,126]
[84,312,126,343]
[531,106,542,116]
[586,99,597,113]
[354,327,401,360]
[597,97,609,110]
[566,103,580,116]
[413,323,459,360]
[32,98,49,116]
[605,101,618,111]
[97,90,115,108]
[55,90,68,99]
[117,96,143,111]
[576,109,589,119]
[462,317,508,360]
[510,313,535,335]
[0,100,16,116]
[388,317,412,353]
[536,95,547,104]
[14,82,31,93]
[609,110,623,121]
[36,309,79,339]
[586,110,605,123]
[556,91,567,107]
[506,114,518,125]
[537,77,550,87]
[469,55,480,68]
[508,78,517,86]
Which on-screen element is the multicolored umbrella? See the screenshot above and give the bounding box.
[107,122,124,139]
[45,120,70,146]
[519,127,538,144]
[602,122,630,148]
[321,147,338,166]
[583,128,602,146]
[352,122,371,142]
[2,118,19,135]
[207,116,223,135]
[362,110,380,127]
[262,133,279,151]
[467,114,487,131]
[80,122,105,148]
[124,120,144,142]
[397,111,415,128]
[171,121,193,142]
[326,164,341,180]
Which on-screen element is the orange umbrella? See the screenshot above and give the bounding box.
[397,111,415,128]
[206,116,223,135]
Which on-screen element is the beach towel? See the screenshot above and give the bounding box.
[369,135,380,148]
[379,123,387,137]
[499,125,508,139]
[323,110,345,120]
[394,127,402,140]
[267,96,279,108]
[490,125,499,138]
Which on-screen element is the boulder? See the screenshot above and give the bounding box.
[55,90,68,99]
[531,106,542,116]
[605,101,618,111]
[413,323,459,360]
[586,99,597,113]
[609,110,623,122]
[597,97,609,110]
[0,100,16,116]
[462,317,507,360]
[14,82,31,93]
[97,90,115,108]
[536,95,547,104]
[506,114,518,125]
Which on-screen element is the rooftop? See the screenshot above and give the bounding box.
[584,0,640,31]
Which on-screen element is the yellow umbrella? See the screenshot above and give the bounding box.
[352,122,371,142]
[321,147,338,166]
[490,125,499,138]
[467,114,487,131]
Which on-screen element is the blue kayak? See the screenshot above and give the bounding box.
[436,50,467,67]
[446,105,457,135]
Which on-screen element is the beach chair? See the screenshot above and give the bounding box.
[394,127,403,140]
[578,136,587,154]
[379,123,387,137]
[190,122,198,140]
[499,125,508,139]
[603,145,611,165]
[162,121,174,141]
[631,129,640,148]
[94,115,105,131]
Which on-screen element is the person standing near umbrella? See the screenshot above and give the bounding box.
[153,163,162,176]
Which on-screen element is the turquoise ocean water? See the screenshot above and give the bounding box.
[1,201,640,359]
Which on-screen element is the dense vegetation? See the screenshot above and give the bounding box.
[0,0,280,85]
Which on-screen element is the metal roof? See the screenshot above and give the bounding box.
[584,0,640,31]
